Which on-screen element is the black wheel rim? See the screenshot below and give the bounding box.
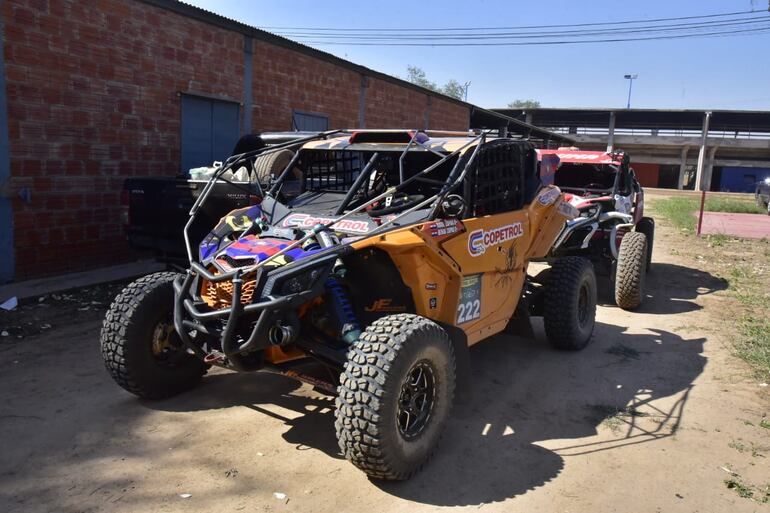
[577,282,589,327]
[397,361,436,440]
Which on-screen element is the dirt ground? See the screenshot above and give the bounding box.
[1,216,769,513]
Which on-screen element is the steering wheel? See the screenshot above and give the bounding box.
[367,192,426,217]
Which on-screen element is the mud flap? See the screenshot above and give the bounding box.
[436,322,472,406]
[505,314,535,339]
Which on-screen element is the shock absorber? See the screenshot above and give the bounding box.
[325,278,361,344]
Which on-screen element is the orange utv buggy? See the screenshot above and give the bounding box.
[101,129,597,480]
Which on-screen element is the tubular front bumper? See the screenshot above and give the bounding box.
[172,247,348,360]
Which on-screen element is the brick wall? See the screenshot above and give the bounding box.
[5,0,243,279]
[430,95,470,132]
[250,41,361,131]
[3,0,470,280]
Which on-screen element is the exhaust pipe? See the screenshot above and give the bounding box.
[267,314,300,346]
[268,324,296,346]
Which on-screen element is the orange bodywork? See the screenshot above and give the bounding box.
[351,185,573,346]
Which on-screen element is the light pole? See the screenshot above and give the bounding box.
[624,74,638,109]
[463,81,471,102]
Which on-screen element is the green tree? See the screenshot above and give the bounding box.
[441,79,466,101]
[406,66,466,101]
[406,66,438,91]
[507,99,542,108]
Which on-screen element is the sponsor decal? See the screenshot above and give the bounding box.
[364,298,407,313]
[456,274,482,324]
[468,222,524,256]
[537,187,561,206]
[425,282,438,290]
[429,297,438,310]
[282,213,371,234]
[421,219,464,240]
[557,201,580,219]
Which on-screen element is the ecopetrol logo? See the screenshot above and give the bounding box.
[468,222,524,256]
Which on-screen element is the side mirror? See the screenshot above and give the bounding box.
[440,194,466,218]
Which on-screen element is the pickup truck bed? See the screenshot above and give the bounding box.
[124,177,253,261]
[123,132,313,262]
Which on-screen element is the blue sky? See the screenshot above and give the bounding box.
[186,0,770,111]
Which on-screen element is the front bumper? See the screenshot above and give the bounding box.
[172,247,349,364]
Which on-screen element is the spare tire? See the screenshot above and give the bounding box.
[253,149,297,184]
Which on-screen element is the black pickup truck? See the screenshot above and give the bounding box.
[123,132,307,262]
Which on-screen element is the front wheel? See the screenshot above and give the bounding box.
[614,231,648,310]
[100,272,208,399]
[543,257,597,351]
[335,314,456,480]
[635,217,655,272]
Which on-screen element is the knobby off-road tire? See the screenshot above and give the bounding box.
[335,314,456,480]
[253,149,296,184]
[100,272,208,399]
[543,257,597,351]
[635,217,655,272]
[614,231,648,310]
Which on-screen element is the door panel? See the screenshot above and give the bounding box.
[440,211,530,342]
[212,101,240,163]
[292,111,329,131]
[181,96,240,175]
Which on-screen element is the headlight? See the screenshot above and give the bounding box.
[280,268,324,295]
[262,258,336,297]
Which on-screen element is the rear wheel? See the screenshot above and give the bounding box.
[100,272,208,399]
[614,231,648,310]
[335,314,456,480]
[543,257,597,351]
[635,217,655,271]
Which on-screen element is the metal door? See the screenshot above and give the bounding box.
[181,95,240,174]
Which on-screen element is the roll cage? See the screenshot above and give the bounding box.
[173,129,544,370]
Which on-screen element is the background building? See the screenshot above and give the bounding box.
[495,107,770,193]
[0,0,474,282]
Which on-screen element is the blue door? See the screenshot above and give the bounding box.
[181,95,240,174]
[292,110,329,132]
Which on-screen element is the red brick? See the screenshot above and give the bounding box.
[5,0,469,279]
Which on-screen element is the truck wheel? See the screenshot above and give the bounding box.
[543,257,597,351]
[335,314,456,480]
[635,217,655,271]
[100,272,208,399]
[614,231,648,310]
[253,149,296,184]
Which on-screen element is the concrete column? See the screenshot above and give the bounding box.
[694,111,711,191]
[677,145,690,190]
[357,75,369,128]
[525,112,533,125]
[241,36,253,135]
[704,146,718,191]
[606,111,616,152]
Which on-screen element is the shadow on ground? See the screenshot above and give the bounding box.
[597,262,728,314]
[0,260,717,509]
[149,321,704,506]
